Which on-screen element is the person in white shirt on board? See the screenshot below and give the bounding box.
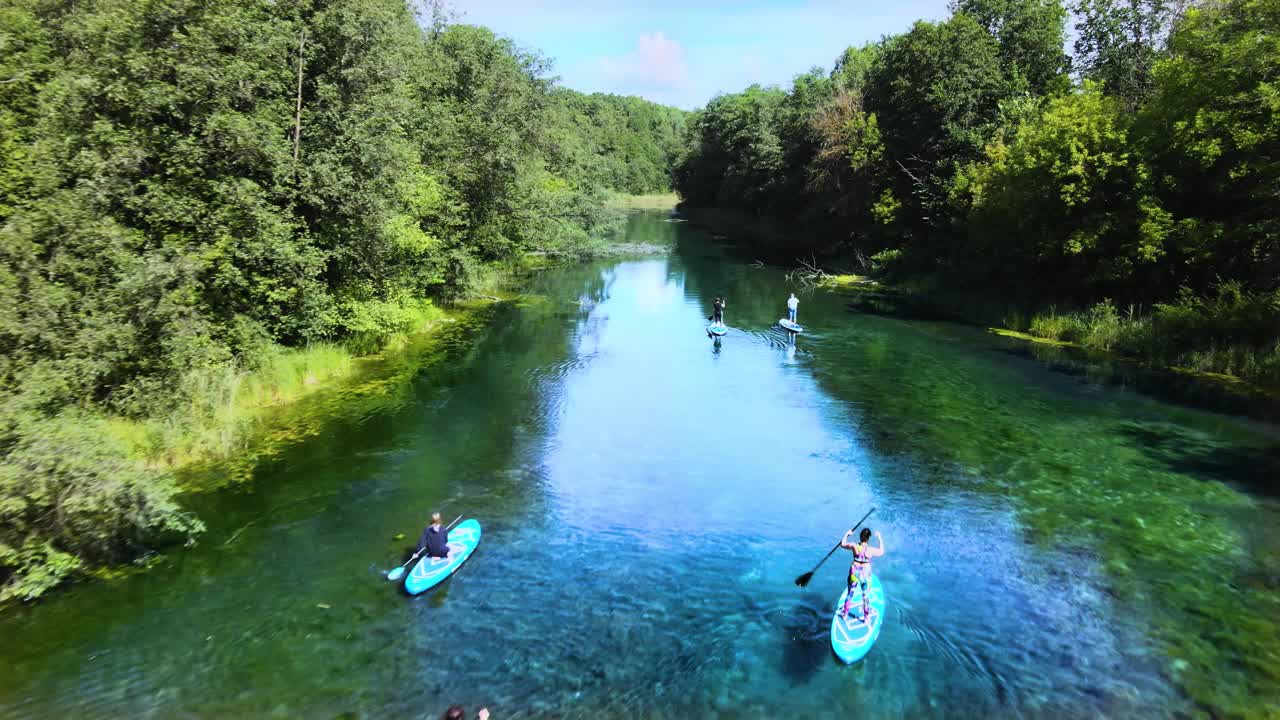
[786,293,799,323]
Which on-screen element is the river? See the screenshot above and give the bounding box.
[1,211,1277,719]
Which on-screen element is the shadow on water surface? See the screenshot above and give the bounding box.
[777,592,830,685]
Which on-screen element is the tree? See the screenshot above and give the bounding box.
[955,84,1168,298]
[0,0,686,602]
[673,85,788,212]
[864,14,1008,254]
[1070,0,1190,108]
[1139,0,1280,291]
[830,43,883,94]
[952,0,1071,95]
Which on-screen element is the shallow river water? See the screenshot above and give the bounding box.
[1,212,1278,719]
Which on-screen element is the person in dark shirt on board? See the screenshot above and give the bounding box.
[417,512,450,559]
[711,296,726,326]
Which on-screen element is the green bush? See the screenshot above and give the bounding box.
[0,410,203,603]
[338,295,443,355]
[1152,283,1280,351]
[1025,287,1280,386]
[869,248,906,277]
[1029,307,1086,341]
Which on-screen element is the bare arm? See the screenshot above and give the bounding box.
[867,530,886,557]
[839,529,857,550]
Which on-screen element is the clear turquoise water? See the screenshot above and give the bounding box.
[1,212,1277,719]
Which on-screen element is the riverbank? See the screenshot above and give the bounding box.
[680,205,1280,420]
[1,202,679,608]
[118,302,501,490]
[123,211,683,480]
[1,257,539,607]
[826,278,1280,421]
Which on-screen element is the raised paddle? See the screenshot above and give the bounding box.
[794,507,876,588]
[386,514,462,581]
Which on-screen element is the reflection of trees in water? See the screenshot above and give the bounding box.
[677,229,807,325]
[625,210,681,248]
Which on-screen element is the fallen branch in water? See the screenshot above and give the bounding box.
[785,254,830,286]
[224,520,257,545]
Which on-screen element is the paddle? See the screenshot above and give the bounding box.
[386,515,462,581]
[794,507,875,588]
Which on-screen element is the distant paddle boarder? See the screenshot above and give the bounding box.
[786,293,799,323]
[710,296,726,326]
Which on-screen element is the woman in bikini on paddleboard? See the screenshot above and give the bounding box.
[839,527,885,623]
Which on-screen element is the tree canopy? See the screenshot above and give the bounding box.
[674,0,1276,332]
[0,0,684,604]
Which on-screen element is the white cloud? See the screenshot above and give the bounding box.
[599,32,691,91]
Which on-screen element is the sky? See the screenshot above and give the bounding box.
[455,1,953,110]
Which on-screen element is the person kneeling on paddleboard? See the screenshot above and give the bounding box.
[786,293,799,323]
[840,527,885,623]
[417,512,450,559]
[710,296,726,326]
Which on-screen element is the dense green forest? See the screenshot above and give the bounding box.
[552,90,687,195]
[675,0,1279,386]
[0,0,683,603]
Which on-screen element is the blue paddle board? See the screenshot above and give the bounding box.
[403,519,481,595]
[707,322,728,336]
[779,319,804,333]
[830,574,885,663]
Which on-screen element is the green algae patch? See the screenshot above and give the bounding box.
[606,192,679,210]
[88,554,168,584]
[989,327,1079,348]
[595,242,673,257]
[1167,365,1276,404]
[818,274,877,291]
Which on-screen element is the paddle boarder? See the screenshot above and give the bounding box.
[839,527,885,623]
[711,296,726,326]
[417,512,450,559]
[786,293,799,323]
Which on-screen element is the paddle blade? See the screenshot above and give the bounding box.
[386,566,406,582]
[794,571,814,588]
